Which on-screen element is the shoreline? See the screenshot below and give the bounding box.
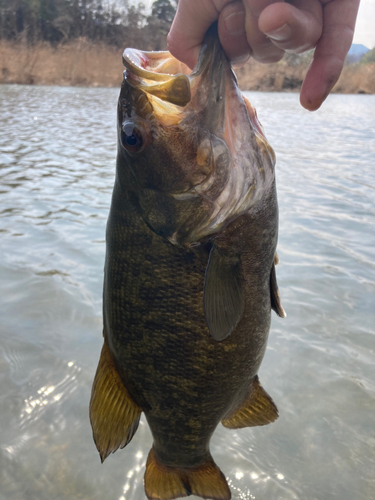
[1,40,375,94]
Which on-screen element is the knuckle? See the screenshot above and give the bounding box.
[253,51,285,64]
[251,39,285,63]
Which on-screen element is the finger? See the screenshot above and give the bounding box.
[167,0,220,69]
[243,0,285,63]
[218,2,251,66]
[300,0,360,111]
[258,1,323,53]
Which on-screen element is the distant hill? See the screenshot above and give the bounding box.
[347,44,370,63]
[349,44,370,56]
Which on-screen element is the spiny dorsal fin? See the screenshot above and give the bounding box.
[204,245,245,341]
[274,251,279,265]
[144,448,231,500]
[270,262,286,318]
[90,339,142,462]
[221,375,278,428]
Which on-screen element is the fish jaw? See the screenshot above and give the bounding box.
[118,24,276,246]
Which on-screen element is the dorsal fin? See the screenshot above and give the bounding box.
[274,251,279,265]
[221,375,278,428]
[90,339,142,462]
[270,262,286,318]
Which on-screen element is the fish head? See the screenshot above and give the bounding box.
[117,24,275,245]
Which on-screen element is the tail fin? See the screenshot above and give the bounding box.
[144,448,231,500]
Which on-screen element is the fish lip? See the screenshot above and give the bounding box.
[122,49,176,83]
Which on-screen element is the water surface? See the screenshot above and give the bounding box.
[0,85,375,500]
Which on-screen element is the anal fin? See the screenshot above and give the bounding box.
[145,448,231,500]
[222,375,278,428]
[89,339,142,462]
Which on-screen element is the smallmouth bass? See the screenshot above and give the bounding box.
[90,24,285,500]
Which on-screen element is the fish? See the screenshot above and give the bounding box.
[90,23,286,500]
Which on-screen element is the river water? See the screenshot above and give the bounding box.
[0,84,374,500]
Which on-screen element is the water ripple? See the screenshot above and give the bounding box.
[1,86,375,500]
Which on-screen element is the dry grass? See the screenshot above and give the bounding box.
[1,40,374,94]
[236,59,375,94]
[235,59,306,92]
[0,39,123,87]
[333,63,375,94]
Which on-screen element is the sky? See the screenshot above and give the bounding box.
[140,0,375,49]
[353,0,375,49]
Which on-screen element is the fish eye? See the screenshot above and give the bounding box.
[121,122,144,153]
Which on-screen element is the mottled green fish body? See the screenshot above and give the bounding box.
[90,24,285,500]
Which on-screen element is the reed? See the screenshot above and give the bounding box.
[235,59,375,95]
[0,40,123,87]
[1,40,374,94]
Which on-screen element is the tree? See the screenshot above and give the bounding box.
[151,0,176,25]
[360,47,375,65]
[0,0,179,49]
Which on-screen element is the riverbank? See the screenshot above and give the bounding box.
[1,40,375,94]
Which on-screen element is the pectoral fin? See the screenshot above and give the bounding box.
[221,375,278,428]
[89,339,142,462]
[203,245,245,341]
[270,262,286,318]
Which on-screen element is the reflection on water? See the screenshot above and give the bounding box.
[0,85,375,500]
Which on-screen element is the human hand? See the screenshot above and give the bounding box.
[167,0,361,111]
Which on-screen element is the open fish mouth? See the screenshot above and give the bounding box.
[122,49,192,107]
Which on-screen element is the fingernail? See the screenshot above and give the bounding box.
[265,23,292,42]
[224,12,246,37]
[231,52,251,68]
